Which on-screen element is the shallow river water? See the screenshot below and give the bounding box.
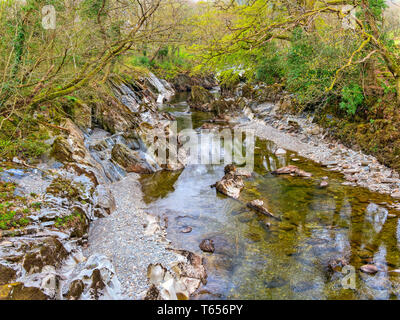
[139,94,400,300]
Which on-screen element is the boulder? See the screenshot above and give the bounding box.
[214,165,251,199]
[62,254,122,300]
[145,250,207,300]
[0,282,49,300]
[0,264,17,285]
[215,173,244,199]
[93,94,139,134]
[111,143,154,174]
[22,237,69,274]
[69,99,92,129]
[171,74,216,92]
[64,279,84,300]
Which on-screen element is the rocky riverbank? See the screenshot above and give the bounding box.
[0,71,209,300]
[86,173,206,300]
[235,98,400,210]
[184,81,400,207]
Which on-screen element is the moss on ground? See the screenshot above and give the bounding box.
[0,181,38,231]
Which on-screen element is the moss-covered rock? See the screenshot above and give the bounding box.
[22,237,69,274]
[189,86,214,107]
[64,279,84,300]
[46,177,84,201]
[0,264,17,285]
[51,136,74,162]
[69,99,92,129]
[111,143,153,174]
[0,282,48,300]
[54,210,89,238]
[170,73,216,92]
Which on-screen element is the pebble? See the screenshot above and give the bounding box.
[275,148,287,155]
[360,264,378,274]
[181,227,192,233]
[86,174,182,299]
[319,181,329,188]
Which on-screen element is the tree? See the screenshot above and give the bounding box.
[190,0,400,101]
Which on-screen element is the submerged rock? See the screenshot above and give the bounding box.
[275,148,287,155]
[271,165,312,178]
[199,239,215,253]
[246,199,276,219]
[360,264,378,274]
[319,180,329,188]
[181,227,192,233]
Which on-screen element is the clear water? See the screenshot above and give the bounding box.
[139,94,400,300]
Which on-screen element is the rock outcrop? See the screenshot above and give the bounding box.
[145,250,207,300]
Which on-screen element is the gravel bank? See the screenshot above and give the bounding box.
[237,113,400,207]
[85,173,181,299]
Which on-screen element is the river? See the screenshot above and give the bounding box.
[139,92,400,300]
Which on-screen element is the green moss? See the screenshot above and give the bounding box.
[0,120,50,161]
[0,182,31,230]
[54,210,88,237]
[46,177,85,201]
[55,211,84,228]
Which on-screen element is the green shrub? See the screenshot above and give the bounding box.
[340,84,364,115]
[285,28,362,108]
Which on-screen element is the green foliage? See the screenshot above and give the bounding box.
[283,28,365,108]
[367,0,388,19]
[131,55,152,68]
[285,29,335,105]
[80,0,107,19]
[217,69,241,90]
[0,117,50,160]
[339,84,364,115]
[129,46,193,79]
[0,182,31,230]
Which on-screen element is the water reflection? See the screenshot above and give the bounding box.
[139,95,400,300]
